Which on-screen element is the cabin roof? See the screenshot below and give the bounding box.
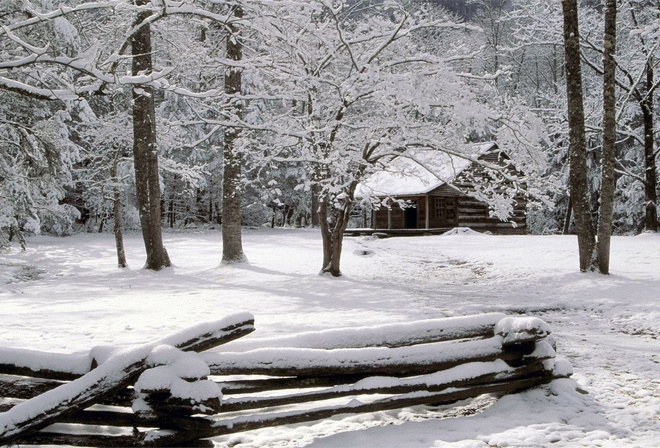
[357,142,498,198]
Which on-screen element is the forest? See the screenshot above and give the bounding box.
[1,2,660,446]
[0,0,658,274]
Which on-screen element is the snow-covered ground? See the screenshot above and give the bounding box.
[1,228,659,447]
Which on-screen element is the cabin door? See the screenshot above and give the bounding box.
[404,201,418,229]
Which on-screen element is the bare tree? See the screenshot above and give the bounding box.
[580,3,659,234]
[131,0,170,270]
[630,6,659,233]
[222,4,247,263]
[110,150,128,269]
[596,0,617,274]
[561,0,596,272]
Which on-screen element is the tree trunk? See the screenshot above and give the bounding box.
[311,184,320,227]
[131,0,170,270]
[111,156,127,269]
[319,200,332,271]
[561,0,596,272]
[562,195,573,235]
[318,196,352,277]
[642,61,658,232]
[222,5,246,263]
[596,0,617,274]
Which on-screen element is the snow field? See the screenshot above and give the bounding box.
[1,228,659,447]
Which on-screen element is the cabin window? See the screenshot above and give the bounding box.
[435,198,456,219]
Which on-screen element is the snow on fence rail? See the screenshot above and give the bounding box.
[0,312,571,447]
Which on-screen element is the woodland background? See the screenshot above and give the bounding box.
[1,0,657,270]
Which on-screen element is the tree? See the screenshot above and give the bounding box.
[561,0,596,272]
[472,0,512,89]
[627,4,658,232]
[475,0,573,234]
[222,3,247,263]
[0,0,243,266]
[596,0,617,274]
[0,3,85,247]
[110,148,129,268]
[0,0,165,264]
[507,0,659,237]
[75,108,134,268]
[131,0,171,270]
[246,0,538,276]
[579,2,660,234]
[0,101,81,248]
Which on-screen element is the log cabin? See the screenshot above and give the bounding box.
[357,143,527,235]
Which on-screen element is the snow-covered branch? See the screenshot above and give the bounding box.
[2,0,125,34]
[0,77,77,100]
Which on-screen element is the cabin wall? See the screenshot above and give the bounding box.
[433,152,527,235]
[456,195,527,235]
[372,193,527,234]
[373,197,424,230]
[372,195,457,230]
[373,201,406,229]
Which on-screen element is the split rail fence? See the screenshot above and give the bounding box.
[0,312,571,447]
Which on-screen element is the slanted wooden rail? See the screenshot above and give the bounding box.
[0,312,571,447]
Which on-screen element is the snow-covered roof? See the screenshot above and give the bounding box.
[357,142,497,198]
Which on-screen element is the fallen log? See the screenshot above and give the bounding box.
[215,375,370,394]
[0,313,254,445]
[11,373,570,447]
[55,409,214,432]
[0,374,131,407]
[16,364,567,447]
[0,315,546,402]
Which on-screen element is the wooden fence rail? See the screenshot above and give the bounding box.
[0,312,571,447]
